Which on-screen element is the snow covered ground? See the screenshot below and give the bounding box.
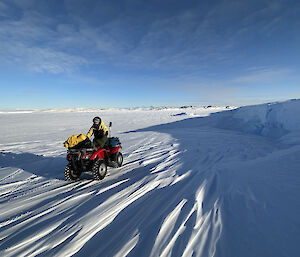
[0,102,300,257]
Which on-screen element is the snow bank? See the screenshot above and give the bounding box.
[214,99,300,139]
[132,100,300,140]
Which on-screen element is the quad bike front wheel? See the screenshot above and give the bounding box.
[115,152,123,167]
[64,164,81,182]
[92,160,107,180]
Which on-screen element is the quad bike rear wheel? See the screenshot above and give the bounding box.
[64,164,81,182]
[92,160,107,180]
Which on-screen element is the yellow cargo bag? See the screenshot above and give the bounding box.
[63,133,87,148]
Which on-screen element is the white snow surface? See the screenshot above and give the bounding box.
[0,101,300,257]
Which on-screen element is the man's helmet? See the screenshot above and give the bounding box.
[93,116,101,124]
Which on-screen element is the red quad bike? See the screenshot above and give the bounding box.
[64,123,123,182]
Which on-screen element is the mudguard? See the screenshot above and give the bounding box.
[90,148,107,160]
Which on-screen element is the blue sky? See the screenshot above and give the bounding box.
[0,0,299,109]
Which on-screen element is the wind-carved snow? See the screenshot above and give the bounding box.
[0,101,300,256]
[150,199,187,257]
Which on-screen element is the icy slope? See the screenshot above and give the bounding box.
[220,99,300,138]
[0,102,300,257]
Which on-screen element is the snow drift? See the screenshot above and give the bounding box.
[144,99,300,140]
[0,100,300,257]
[219,99,300,138]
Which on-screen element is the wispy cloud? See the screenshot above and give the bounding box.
[0,1,7,16]
[178,82,241,105]
[0,2,88,73]
[0,39,87,74]
[159,64,297,106]
[0,0,299,79]
[232,67,291,84]
[1,0,233,74]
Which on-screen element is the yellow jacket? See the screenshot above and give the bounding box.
[87,120,108,139]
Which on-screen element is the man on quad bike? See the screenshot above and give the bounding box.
[87,117,108,149]
[64,119,123,182]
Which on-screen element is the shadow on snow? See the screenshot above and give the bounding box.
[1,108,297,257]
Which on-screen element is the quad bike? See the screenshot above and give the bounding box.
[64,122,123,182]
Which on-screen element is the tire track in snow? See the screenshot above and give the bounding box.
[0,129,223,257]
[0,124,285,257]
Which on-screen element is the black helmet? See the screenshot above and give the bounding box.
[93,116,101,124]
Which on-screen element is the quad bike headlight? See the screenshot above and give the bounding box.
[83,153,92,159]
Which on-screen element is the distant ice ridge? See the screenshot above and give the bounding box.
[0,110,37,114]
[234,99,300,131]
[0,105,235,114]
[215,99,300,139]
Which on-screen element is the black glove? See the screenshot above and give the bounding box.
[98,130,104,138]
